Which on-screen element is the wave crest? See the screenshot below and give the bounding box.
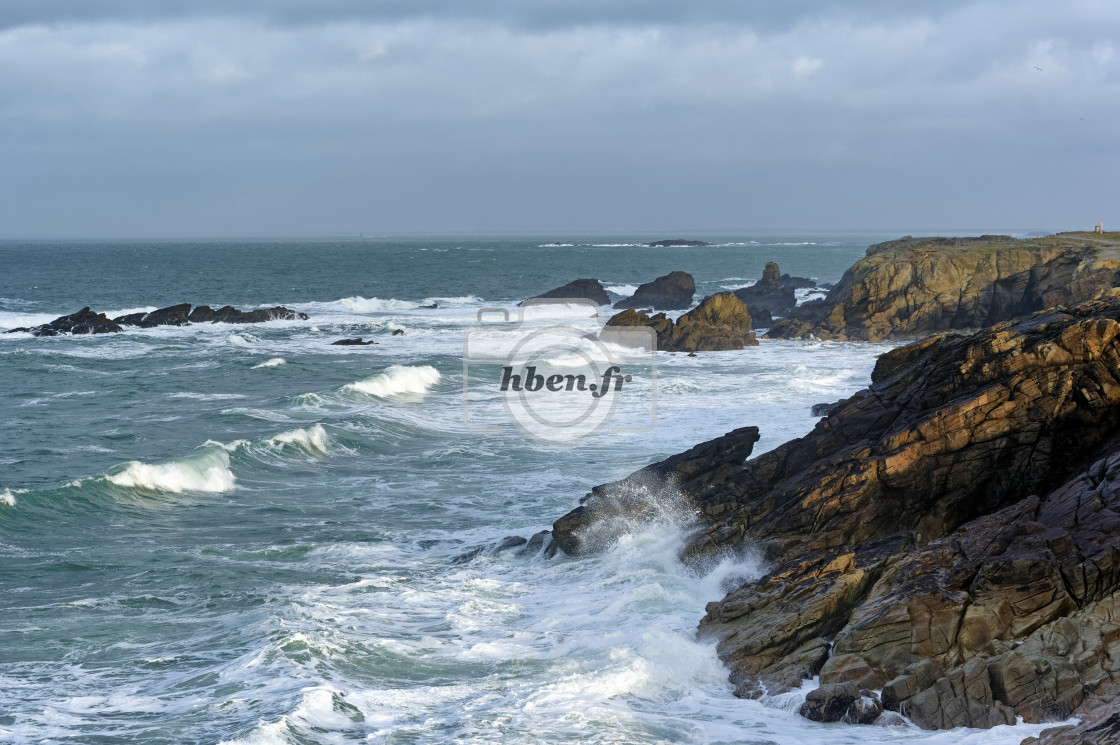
[252,357,286,369]
[266,424,329,455]
[106,450,236,494]
[346,365,441,397]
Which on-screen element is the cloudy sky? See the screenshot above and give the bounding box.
[1,1,1117,236]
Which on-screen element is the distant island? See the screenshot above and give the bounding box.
[644,239,712,247]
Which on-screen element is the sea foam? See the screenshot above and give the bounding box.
[266,424,329,455]
[338,296,417,313]
[106,450,236,494]
[346,365,441,397]
[252,357,286,369]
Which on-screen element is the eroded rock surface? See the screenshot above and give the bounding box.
[554,293,1120,735]
[768,233,1120,341]
[604,292,757,353]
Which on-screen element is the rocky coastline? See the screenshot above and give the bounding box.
[8,303,309,336]
[551,235,1120,743]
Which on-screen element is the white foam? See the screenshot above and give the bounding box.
[345,365,441,397]
[0,488,22,507]
[251,357,286,369]
[266,424,329,455]
[0,311,59,330]
[105,450,236,494]
[338,296,416,313]
[167,392,247,401]
[604,284,638,295]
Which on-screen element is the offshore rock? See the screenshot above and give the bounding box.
[15,307,122,336]
[768,232,1120,341]
[613,271,696,310]
[524,278,611,306]
[187,305,309,323]
[604,293,757,353]
[644,239,712,247]
[331,338,377,345]
[733,261,797,323]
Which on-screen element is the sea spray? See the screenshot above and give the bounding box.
[252,357,286,369]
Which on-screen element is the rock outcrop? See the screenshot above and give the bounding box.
[645,239,712,247]
[733,262,797,325]
[553,292,1120,734]
[8,307,122,336]
[9,304,310,336]
[604,292,757,352]
[613,271,696,311]
[767,233,1120,342]
[331,338,377,345]
[524,278,611,306]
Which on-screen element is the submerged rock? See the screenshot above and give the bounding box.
[605,292,757,352]
[331,338,377,346]
[613,271,696,311]
[524,278,611,306]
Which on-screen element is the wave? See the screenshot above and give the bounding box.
[1,488,22,507]
[266,424,329,455]
[346,365,441,397]
[604,284,638,296]
[338,296,417,313]
[168,392,247,401]
[105,449,236,494]
[252,357,286,369]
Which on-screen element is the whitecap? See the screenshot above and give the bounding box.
[604,284,638,296]
[0,488,23,507]
[345,365,441,397]
[105,450,236,494]
[167,392,248,401]
[338,296,416,313]
[251,357,286,369]
[266,424,329,455]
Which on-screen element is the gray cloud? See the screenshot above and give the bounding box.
[0,2,1117,235]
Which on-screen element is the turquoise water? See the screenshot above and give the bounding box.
[0,236,1052,744]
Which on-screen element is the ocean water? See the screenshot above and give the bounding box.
[0,237,1055,744]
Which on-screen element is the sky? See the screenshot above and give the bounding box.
[0,1,1117,237]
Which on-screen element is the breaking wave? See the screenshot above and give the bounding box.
[345,365,441,398]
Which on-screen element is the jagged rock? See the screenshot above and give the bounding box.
[604,293,757,352]
[552,292,1120,730]
[20,307,122,336]
[613,271,696,310]
[331,338,377,345]
[188,305,308,323]
[133,303,191,327]
[552,426,760,556]
[733,262,797,322]
[524,278,611,306]
[799,682,860,722]
[780,273,817,290]
[391,329,404,336]
[645,239,711,247]
[767,233,1120,341]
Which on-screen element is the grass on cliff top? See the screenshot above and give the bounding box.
[869,232,1120,259]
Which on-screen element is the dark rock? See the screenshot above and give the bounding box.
[525,279,611,306]
[113,312,147,326]
[331,338,377,345]
[521,530,553,556]
[845,695,884,724]
[779,273,818,290]
[613,271,696,310]
[644,239,712,247]
[733,261,797,322]
[188,305,309,324]
[391,329,404,336]
[604,293,757,352]
[767,233,1120,341]
[450,535,529,564]
[811,400,842,417]
[26,307,122,336]
[420,303,438,309]
[552,291,1120,729]
[136,303,191,327]
[799,682,860,722]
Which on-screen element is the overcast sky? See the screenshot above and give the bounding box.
[1,1,1117,236]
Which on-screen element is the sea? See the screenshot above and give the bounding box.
[0,236,1056,744]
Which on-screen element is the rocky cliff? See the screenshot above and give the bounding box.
[554,292,1120,740]
[767,233,1120,342]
